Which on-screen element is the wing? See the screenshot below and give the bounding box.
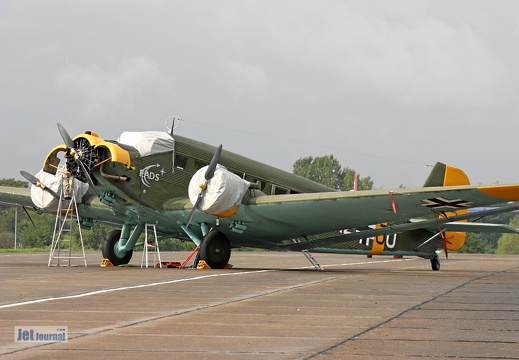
[227,184,519,249]
[0,185,122,225]
[0,186,36,208]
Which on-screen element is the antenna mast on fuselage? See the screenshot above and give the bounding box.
[166,116,181,135]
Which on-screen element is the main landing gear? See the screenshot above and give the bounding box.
[102,224,143,266]
[101,222,232,269]
[430,255,440,271]
[102,230,133,266]
[181,223,231,269]
[198,231,231,269]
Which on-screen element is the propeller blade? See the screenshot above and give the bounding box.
[389,191,397,214]
[205,145,222,180]
[441,234,452,259]
[20,170,60,199]
[434,215,450,259]
[185,145,223,228]
[56,123,99,193]
[185,195,203,228]
[76,158,99,194]
[57,122,75,149]
[20,171,40,186]
[22,206,36,227]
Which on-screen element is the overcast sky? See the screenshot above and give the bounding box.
[2,1,519,189]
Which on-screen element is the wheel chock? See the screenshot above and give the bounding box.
[196,260,211,269]
[195,261,233,269]
[100,258,114,267]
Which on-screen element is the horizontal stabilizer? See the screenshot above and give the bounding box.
[443,222,519,234]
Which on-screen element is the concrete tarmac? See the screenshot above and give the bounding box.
[0,251,518,359]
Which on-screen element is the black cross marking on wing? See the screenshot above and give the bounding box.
[420,197,474,210]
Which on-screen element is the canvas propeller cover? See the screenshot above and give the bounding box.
[31,169,89,212]
[188,165,250,216]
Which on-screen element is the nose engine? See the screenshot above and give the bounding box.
[65,136,100,183]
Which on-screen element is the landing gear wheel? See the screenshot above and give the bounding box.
[430,256,440,271]
[199,231,231,269]
[102,230,133,266]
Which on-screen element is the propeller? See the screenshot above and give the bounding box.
[57,122,75,149]
[20,170,60,199]
[185,144,223,228]
[434,215,451,259]
[57,122,97,188]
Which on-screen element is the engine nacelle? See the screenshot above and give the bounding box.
[188,165,250,217]
[30,169,89,212]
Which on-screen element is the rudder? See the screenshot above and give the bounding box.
[423,162,469,251]
[423,162,470,187]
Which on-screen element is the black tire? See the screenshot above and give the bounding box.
[199,231,231,269]
[430,256,440,271]
[102,230,133,266]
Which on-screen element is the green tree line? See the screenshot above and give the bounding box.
[0,178,29,188]
[293,154,374,190]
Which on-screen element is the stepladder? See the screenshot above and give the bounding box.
[141,224,162,268]
[48,175,87,267]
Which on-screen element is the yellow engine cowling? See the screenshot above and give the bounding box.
[43,131,132,175]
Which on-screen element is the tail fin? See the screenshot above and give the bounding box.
[423,162,469,252]
[423,162,470,187]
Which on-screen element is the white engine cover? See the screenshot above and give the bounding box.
[30,169,89,212]
[189,165,250,216]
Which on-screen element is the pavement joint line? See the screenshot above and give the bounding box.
[0,254,519,360]
[284,257,417,271]
[1,273,342,356]
[0,257,421,356]
[322,257,416,269]
[302,265,519,360]
[0,257,412,309]
[0,269,269,310]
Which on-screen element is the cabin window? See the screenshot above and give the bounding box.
[175,155,188,170]
[254,180,266,191]
[271,185,290,195]
[194,160,208,171]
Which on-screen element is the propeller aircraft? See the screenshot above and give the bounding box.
[2,121,519,271]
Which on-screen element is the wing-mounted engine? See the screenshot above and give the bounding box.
[29,169,89,212]
[188,165,251,217]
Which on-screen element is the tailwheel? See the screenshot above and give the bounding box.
[199,231,231,269]
[102,230,133,266]
[430,255,440,271]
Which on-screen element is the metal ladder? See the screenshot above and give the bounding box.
[141,224,162,268]
[48,180,87,267]
[302,250,323,270]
